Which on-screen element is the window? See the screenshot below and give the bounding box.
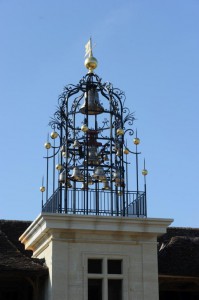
[88,259,102,274]
[108,259,122,274]
[108,279,122,300]
[87,258,123,300]
[88,279,102,300]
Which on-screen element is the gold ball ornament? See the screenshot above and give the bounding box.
[44,142,51,149]
[133,138,140,145]
[81,124,89,132]
[142,169,148,176]
[50,131,58,139]
[84,56,98,72]
[123,148,129,154]
[40,186,45,192]
[56,164,63,170]
[117,128,124,136]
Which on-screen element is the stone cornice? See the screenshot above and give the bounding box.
[19,213,173,252]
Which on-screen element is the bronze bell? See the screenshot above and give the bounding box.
[79,87,104,115]
[71,166,84,181]
[59,170,72,188]
[59,170,67,183]
[66,180,72,188]
[113,169,124,187]
[112,169,124,182]
[73,139,81,148]
[88,175,94,185]
[81,182,89,190]
[87,146,99,165]
[92,166,107,182]
[116,148,122,156]
[103,154,109,161]
[102,180,110,190]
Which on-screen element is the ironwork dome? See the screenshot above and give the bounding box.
[40,39,148,217]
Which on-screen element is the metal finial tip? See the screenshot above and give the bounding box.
[84,38,98,72]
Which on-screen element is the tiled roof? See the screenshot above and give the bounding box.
[158,227,199,277]
[1,220,199,278]
[0,220,48,275]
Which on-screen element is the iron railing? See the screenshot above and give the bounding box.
[42,188,147,217]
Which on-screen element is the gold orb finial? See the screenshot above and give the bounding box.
[123,148,130,155]
[133,137,140,145]
[50,131,58,139]
[40,186,45,192]
[56,164,63,171]
[117,128,124,136]
[84,38,98,73]
[142,169,148,176]
[44,142,51,149]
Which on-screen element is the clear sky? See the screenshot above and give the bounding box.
[0,0,198,227]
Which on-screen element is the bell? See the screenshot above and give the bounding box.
[118,190,123,196]
[71,166,84,181]
[103,154,109,161]
[59,170,67,183]
[66,180,72,188]
[116,148,122,156]
[60,145,66,152]
[62,151,67,158]
[88,175,94,185]
[92,166,107,182]
[115,181,125,188]
[112,169,124,186]
[86,146,99,165]
[59,170,72,187]
[102,181,110,190]
[81,124,89,132]
[112,169,120,181]
[81,182,89,190]
[73,140,81,148]
[79,88,104,115]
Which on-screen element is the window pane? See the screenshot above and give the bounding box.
[88,259,102,274]
[108,259,122,274]
[88,279,102,300]
[108,279,122,300]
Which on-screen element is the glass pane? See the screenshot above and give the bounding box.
[108,279,122,300]
[88,279,102,300]
[108,259,122,274]
[88,259,102,274]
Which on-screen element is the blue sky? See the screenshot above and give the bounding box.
[0,0,198,227]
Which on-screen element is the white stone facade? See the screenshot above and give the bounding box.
[20,214,172,300]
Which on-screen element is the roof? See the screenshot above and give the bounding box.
[158,227,199,278]
[1,220,199,278]
[0,220,48,276]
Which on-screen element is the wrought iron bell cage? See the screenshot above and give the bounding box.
[41,43,147,217]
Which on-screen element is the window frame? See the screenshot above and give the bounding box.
[83,254,128,300]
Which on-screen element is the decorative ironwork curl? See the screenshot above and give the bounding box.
[41,69,147,218]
